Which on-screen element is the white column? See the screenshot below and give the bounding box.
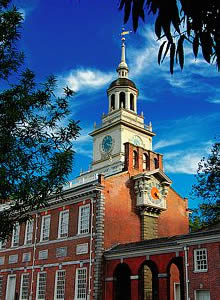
[125,91,129,110]
[115,91,119,110]
[134,94,137,113]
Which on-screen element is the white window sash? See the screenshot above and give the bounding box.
[194,248,208,272]
[25,220,34,245]
[36,272,46,300]
[54,270,66,300]
[58,210,69,238]
[20,273,29,300]
[40,215,51,242]
[78,205,90,235]
[11,223,20,247]
[75,268,87,300]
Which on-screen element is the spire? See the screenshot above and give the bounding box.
[117,29,131,78]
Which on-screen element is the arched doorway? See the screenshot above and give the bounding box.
[167,257,184,300]
[113,263,131,300]
[138,261,159,300]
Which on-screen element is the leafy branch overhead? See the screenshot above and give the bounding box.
[0,1,80,240]
[119,0,220,73]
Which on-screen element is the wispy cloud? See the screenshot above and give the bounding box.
[58,69,113,93]
[154,138,184,150]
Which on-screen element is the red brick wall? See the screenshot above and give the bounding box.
[158,188,189,237]
[188,242,220,300]
[103,172,141,249]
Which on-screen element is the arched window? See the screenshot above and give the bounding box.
[130,94,134,111]
[133,151,138,168]
[119,92,125,109]
[154,158,159,169]
[143,153,149,170]
[111,94,115,110]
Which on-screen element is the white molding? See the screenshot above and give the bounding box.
[58,210,69,239]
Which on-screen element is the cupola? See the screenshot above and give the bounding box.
[107,31,138,114]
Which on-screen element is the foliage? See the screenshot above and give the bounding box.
[190,142,220,231]
[0,0,24,79]
[119,0,220,73]
[0,1,80,240]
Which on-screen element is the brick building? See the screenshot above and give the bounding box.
[0,36,190,300]
[104,224,220,300]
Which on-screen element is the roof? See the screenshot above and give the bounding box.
[108,78,137,90]
[105,225,220,257]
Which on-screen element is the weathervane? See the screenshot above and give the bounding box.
[121,27,132,42]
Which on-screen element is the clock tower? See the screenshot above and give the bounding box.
[90,33,155,172]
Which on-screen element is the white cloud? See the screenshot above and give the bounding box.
[164,153,201,174]
[18,8,26,21]
[58,69,114,93]
[154,138,183,150]
[207,97,220,104]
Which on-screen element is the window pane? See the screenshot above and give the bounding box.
[20,274,29,300]
[59,211,69,238]
[79,206,90,235]
[41,216,50,241]
[55,270,65,299]
[37,272,46,300]
[75,268,87,300]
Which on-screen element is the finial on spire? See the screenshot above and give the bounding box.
[117,27,132,78]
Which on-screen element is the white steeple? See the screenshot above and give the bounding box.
[117,30,130,78]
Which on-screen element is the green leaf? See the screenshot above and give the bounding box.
[162,41,171,63]
[200,32,213,64]
[177,35,184,70]
[158,41,166,65]
[124,0,132,24]
[193,33,199,58]
[170,43,176,74]
[155,16,161,39]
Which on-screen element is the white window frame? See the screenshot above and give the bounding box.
[40,215,51,242]
[195,290,210,300]
[58,210,69,238]
[0,256,5,265]
[20,273,29,300]
[54,270,66,300]
[38,250,48,260]
[74,267,87,300]
[36,272,47,300]
[78,205,90,235]
[0,276,3,297]
[194,248,208,272]
[24,220,34,245]
[11,223,20,247]
[0,239,6,249]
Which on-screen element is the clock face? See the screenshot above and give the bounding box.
[132,135,143,147]
[147,181,163,206]
[101,135,113,153]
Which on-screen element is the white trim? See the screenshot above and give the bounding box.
[58,210,69,239]
[19,273,29,300]
[174,282,181,300]
[11,223,20,247]
[6,274,16,300]
[36,272,47,300]
[78,204,90,235]
[54,270,66,300]
[75,267,87,300]
[194,248,208,272]
[195,289,210,300]
[40,215,51,242]
[0,276,3,297]
[24,220,34,245]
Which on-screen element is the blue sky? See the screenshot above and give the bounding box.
[14,0,220,208]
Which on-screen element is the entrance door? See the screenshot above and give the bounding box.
[6,275,16,300]
[174,283,181,300]
[196,290,210,300]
